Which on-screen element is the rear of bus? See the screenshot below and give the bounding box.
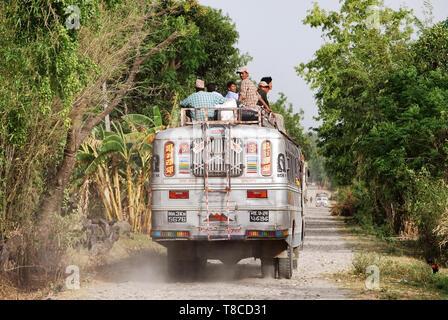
[150,124,304,262]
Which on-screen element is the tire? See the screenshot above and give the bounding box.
[293,248,299,270]
[261,258,277,279]
[278,245,293,279]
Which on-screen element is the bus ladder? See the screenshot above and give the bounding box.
[203,122,232,241]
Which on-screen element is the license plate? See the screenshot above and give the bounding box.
[249,210,269,222]
[167,211,187,223]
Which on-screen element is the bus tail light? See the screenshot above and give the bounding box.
[261,141,272,176]
[164,142,175,177]
[169,190,189,199]
[247,190,267,199]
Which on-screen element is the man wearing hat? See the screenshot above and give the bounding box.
[180,79,226,121]
[261,76,273,91]
[237,67,271,120]
[257,81,270,109]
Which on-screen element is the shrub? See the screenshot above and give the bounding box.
[353,251,433,277]
[333,182,394,239]
[352,252,382,275]
[330,187,356,217]
[434,275,448,294]
[405,170,448,261]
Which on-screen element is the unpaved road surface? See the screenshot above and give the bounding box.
[55,197,355,300]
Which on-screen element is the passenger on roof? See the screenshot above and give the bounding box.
[261,76,273,91]
[237,66,271,121]
[257,80,271,110]
[180,79,226,121]
[206,83,224,97]
[225,81,239,103]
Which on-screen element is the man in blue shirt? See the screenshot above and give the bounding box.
[180,79,226,121]
[225,81,239,102]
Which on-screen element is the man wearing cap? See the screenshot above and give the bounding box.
[180,79,226,121]
[261,76,273,92]
[237,67,270,120]
[257,81,270,109]
[260,76,284,132]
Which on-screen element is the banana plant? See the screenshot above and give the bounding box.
[78,106,164,232]
[78,127,124,222]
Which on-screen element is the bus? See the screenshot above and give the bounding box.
[150,107,307,279]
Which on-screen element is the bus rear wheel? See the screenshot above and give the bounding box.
[278,245,293,279]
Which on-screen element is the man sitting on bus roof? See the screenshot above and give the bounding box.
[180,79,226,121]
[237,67,271,121]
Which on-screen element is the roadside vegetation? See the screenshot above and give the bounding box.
[0,0,310,294]
[330,221,448,300]
[298,0,448,267]
[0,0,250,290]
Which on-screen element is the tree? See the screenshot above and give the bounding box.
[297,0,415,231]
[0,1,185,282]
[297,0,448,238]
[270,93,311,157]
[124,0,251,119]
[307,132,331,187]
[36,1,181,256]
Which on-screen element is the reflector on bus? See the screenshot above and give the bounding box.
[247,190,268,198]
[169,190,189,199]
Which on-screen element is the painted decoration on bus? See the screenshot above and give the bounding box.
[231,141,242,153]
[261,141,272,176]
[207,127,225,137]
[247,141,257,154]
[164,142,175,177]
[193,140,204,153]
[178,142,190,175]
[246,141,258,174]
[202,212,235,222]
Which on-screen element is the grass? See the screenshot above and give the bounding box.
[331,219,448,300]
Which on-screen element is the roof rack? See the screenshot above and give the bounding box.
[180,107,277,128]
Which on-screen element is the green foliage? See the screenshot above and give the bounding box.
[332,181,393,239]
[125,0,250,121]
[307,132,331,186]
[0,0,115,239]
[270,93,311,157]
[352,251,448,295]
[78,108,162,231]
[298,0,448,239]
[353,251,433,282]
[405,170,448,260]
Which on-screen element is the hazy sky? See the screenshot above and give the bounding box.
[197,0,448,131]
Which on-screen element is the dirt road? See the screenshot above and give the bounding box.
[55,200,355,300]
